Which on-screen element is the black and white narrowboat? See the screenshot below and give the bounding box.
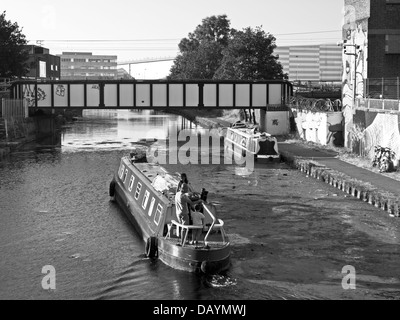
[224,121,280,161]
[109,152,231,274]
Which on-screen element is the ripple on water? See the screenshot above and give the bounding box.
[227,233,251,245]
[206,274,237,288]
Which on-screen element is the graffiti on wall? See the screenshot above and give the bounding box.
[23,84,46,107]
[342,3,369,148]
[351,111,400,167]
[290,97,344,146]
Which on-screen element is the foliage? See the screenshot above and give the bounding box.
[214,26,285,80]
[169,15,286,80]
[0,11,29,78]
[169,15,233,80]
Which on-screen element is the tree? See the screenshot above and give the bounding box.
[169,16,286,81]
[214,26,286,80]
[169,15,233,80]
[0,11,29,78]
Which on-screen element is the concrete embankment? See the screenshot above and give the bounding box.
[279,147,400,218]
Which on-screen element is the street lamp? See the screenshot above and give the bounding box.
[342,40,360,105]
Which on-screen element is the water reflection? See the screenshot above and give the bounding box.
[61,109,195,152]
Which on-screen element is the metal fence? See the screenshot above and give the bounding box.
[364,78,400,100]
[0,98,28,120]
[356,98,400,113]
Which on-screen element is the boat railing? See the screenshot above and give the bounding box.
[166,204,227,247]
[167,220,203,247]
[202,204,227,245]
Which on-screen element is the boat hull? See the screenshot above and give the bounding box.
[112,173,231,274]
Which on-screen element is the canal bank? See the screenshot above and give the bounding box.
[278,142,400,218]
[190,112,400,219]
[0,114,64,160]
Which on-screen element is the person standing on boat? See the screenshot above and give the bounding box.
[177,173,194,224]
[177,173,193,193]
[191,204,205,247]
[175,182,195,246]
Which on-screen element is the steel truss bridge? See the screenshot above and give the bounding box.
[10,80,293,110]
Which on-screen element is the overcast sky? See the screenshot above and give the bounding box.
[4,0,344,78]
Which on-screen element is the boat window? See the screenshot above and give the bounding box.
[123,169,129,183]
[135,182,142,200]
[118,165,125,179]
[142,190,150,209]
[128,176,135,192]
[154,204,163,226]
[148,197,155,217]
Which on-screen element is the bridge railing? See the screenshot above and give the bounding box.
[10,79,293,110]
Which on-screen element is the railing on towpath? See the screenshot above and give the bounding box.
[1,98,28,120]
[356,98,400,113]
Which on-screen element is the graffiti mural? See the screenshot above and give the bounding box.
[342,2,369,148]
[55,85,65,97]
[23,84,47,107]
[352,110,400,168]
[290,97,344,146]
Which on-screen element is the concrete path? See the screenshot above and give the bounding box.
[278,141,400,216]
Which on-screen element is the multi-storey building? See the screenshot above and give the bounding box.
[59,52,118,80]
[275,44,342,82]
[24,45,61,80]
[341,0,400,150]
[342,0,400,101]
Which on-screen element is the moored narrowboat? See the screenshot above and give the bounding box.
[224,121,280,161]
[109,151,231,274]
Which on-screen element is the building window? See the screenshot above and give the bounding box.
[385,34,400,54]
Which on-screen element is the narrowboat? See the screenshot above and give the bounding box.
[109,150,231,274]
[224,121,280,161]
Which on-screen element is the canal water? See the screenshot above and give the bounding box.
[0,110,399,300]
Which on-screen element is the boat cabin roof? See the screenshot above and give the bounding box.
[125,159,180,197]
[227,126,272,139]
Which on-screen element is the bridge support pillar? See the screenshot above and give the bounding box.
[258,109,267,132]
